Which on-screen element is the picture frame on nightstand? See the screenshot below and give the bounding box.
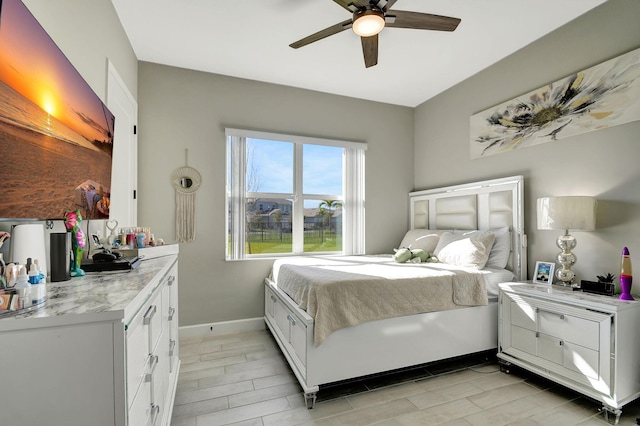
[533,261,555,284]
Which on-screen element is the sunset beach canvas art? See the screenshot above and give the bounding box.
[0,0,115,220]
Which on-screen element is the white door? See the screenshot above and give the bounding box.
[107,60,138,228]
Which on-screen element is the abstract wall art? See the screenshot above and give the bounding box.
[470,47,640,159]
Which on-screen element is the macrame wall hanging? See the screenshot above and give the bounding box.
[171,149,201,242]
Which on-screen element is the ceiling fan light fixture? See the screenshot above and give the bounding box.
[352,8,385,37]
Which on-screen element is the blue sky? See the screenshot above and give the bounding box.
[248,139,342,206]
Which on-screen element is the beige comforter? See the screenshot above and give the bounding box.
[271,255,489,346]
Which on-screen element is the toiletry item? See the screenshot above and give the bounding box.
[29,263,45,305]
[137,232,146,248]
[14,266,31,309]
[0,254,6,290]
[0,293,11,310]
[25,257,32,276]
[34,259,45,283]
[5,263,17,287]
[619,247,633,300]
[28,263,39,284]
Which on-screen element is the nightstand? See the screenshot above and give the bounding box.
[498,282,640,424]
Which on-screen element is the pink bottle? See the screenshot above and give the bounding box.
[619,247,633,300]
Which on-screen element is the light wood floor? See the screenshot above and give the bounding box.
[171,329,640,425]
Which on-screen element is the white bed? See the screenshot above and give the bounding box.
[264,175,527,408]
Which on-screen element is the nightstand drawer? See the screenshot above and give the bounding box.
[510,301,536,332]
[510,325,537,355]
[538,307,601,350]
[564,342,599,380]
[538,333,563,365]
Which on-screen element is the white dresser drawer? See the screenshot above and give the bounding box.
[564,342,599,380]
[129,371,152,426]
[147,288,164,354]
[510,300,536,332]
[127,306,151,407]
[538,307,601,350]
[265,282,309,378]
[127,285,163,408]
[510,325,537,356]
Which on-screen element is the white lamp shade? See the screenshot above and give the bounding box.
[9,223,48,276]
[537,196,597,231]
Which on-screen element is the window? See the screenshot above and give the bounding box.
[226,128,365,260]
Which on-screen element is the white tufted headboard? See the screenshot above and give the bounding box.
[409,175,527,280]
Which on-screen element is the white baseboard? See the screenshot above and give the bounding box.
[179,317,265,340]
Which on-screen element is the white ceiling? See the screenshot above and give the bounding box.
[111,0,606,107]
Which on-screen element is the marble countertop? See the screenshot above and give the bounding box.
[0,254,177,330]
[499,281,637,310]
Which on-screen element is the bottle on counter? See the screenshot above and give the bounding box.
[619,247,633,300]
[29,263,46,305]
[34,259,46,284]
[14,266,31,309]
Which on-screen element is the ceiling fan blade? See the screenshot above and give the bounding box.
[385,10,461,32]
[361,35,378,68]
[290,19,353,49]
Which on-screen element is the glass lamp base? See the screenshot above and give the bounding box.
[556,230,577,287]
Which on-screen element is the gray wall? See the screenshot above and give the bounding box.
[414,0,640,286]
[137,64,414,326]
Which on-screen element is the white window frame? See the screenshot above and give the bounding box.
[226,128,366,260]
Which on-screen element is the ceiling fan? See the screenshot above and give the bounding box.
[290,0,461,68]
[289,0,460,68]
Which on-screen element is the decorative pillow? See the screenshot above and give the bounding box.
[398,229,444,253]
[453,227,510,269]
[434,231,496,269]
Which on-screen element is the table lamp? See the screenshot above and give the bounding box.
[537,196,597,286]
[9,223,48,278]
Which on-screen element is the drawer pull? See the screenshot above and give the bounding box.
[144,354,159,383]
[143,305,157,325]
[536,307,565,319]
[150,403,161,422]
[168,275,176,286]
[287,314,296,326]
[168,307,176,321]
[169,339,176,356]
[559,340,564,346]
[270,295,276,302]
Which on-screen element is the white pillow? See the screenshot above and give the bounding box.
[398,229,444,253]
[452,227,511,269]
[434,231,496,269]
[485,226,511,269]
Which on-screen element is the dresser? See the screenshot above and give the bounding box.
[0,249,180,426]
[498,282,640,423]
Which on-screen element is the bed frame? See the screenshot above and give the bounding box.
[264,175,526,408]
